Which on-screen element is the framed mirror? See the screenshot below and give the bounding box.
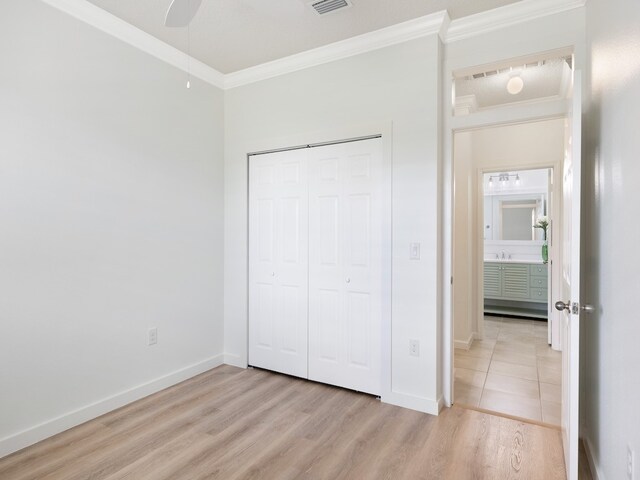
[483,168,549,243]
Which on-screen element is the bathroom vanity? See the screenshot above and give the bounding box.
[484,261,548,319]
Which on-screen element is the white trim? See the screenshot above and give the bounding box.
[0,354,224,459]
[454,333,475,350]
[39,0,225,89]
[583,435,604,480]
[446,0,587,43]
[451,98,569,131]
[39,0,586,91]
[224,11,450,89]
[382,391,442,415]
[223,353,247,368]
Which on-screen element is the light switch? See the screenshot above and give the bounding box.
[410,243,421,260]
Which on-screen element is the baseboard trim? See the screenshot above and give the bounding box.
[583,435,604,480]
[454,333,475,350]
[382,391,441,415]
[223,353,247,368]
[0,354,224,459]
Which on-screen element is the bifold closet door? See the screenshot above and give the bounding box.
[308,138,383,395]
[248,149,308,378]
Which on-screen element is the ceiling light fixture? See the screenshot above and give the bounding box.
[507,75,524,95]
[165,0,201,89]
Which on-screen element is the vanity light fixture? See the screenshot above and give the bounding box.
[488,172,521,187]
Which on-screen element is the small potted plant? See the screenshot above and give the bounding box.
[534,216,550,264]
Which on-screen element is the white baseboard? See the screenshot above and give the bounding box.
[0,354,224,459]
[223,353,247,368]
[583,435,604,480]
[382,390,441,415]
[454,333,475,350]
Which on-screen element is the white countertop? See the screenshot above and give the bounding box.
[484,259,545,265]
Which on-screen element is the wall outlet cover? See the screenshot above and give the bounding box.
[148,327,158,346]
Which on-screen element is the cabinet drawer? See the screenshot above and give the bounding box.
[530,287,548,302]
[530,264,548,277]
[530,276,547,288]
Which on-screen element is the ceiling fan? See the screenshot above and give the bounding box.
[165,0,203,27]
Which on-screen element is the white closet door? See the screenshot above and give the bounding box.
[308,138,383,395]
[248,149,308,378]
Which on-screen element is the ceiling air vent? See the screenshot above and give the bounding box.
[310,0,352,16]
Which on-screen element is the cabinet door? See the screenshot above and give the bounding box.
[248,149,308,379]
[501,264,530,299]
[484,263,502,298]
[308,138,383,396]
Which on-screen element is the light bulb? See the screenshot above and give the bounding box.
[489,177,494,188]
[515,174,521,185]
[507,76,524,95]
[186,79,191,89]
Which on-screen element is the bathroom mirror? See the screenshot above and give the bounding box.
[484,194,546,241]
[483,169,549,243]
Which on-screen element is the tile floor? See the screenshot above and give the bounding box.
[454,315,562,425]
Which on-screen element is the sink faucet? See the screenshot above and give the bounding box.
[495,253,500,259]
[501,251,505,259]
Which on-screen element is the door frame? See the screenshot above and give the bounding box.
[471,161,561,350]
[245,123,393,402]
[441,48,576,409]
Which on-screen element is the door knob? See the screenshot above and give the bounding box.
[555,301,570,312]
[581,304,595,314]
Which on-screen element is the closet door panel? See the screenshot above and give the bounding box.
[249,150,308,378]
[308,138,383,395]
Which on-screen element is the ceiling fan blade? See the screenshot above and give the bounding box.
[165,0,203,27]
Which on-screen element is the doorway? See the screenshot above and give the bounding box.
[452,120,564,425]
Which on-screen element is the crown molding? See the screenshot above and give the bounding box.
[40,0,586,90]
[445,0,586,43]
[224,11,450,89]
[40,0,225,89]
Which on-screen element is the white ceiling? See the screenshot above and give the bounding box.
[454,57,573,112]
[85,0,523,73]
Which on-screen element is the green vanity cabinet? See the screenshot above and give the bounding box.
[484,262,548,318]
[483,263,502,297]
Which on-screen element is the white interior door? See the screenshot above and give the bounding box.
[248,149,308,378]
[558,70,582,480]
[307,138,383,395]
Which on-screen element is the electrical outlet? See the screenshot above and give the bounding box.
[628,445,634,480]
[409,339,420,357]
[148,327,158,346]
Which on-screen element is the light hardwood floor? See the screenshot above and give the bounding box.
[0,365,568,480]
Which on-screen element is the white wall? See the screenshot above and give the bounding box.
[582,0,640,477]
[0,0,225,456]
[453,119,564,345]
[224,36,443,412]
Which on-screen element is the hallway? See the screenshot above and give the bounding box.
[454,316,561,424]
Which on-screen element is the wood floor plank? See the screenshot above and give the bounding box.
[0,365,570,480]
